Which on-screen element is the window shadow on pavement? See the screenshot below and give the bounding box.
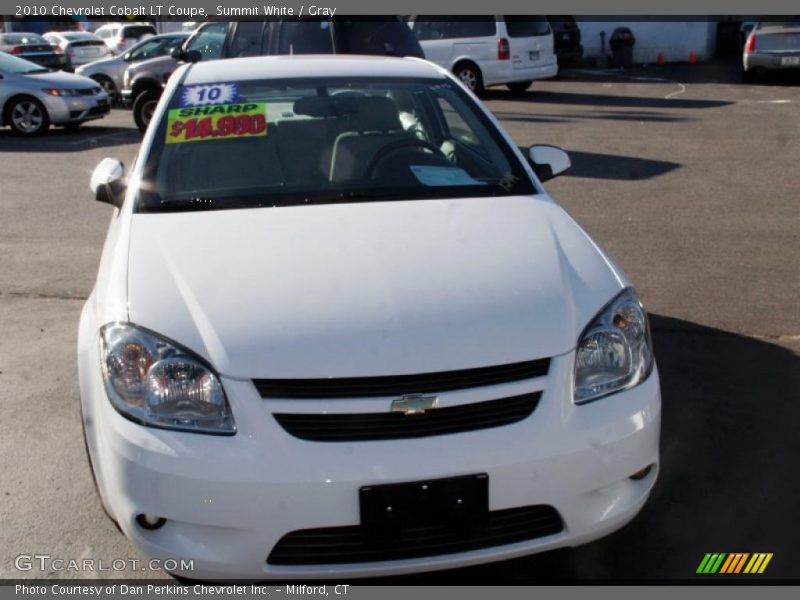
[493,110,688,124]
[564,150,682,180]
[369,315,800,582]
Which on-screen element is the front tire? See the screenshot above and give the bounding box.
[6,97,50,136]
[507,80,533,93]
[132,89,161,133]
[91,75,118,105]
[454,63,484,95]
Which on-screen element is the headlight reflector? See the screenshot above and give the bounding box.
[100,323,235,434]
[574,288,653,404]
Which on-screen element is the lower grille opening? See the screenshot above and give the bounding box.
[267,504,563,565]
[273,393,541,442]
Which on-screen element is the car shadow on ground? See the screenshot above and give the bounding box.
[0,123,140,152]
[485,88,732,110]
[176,316,798,584]
[352,315,800,582]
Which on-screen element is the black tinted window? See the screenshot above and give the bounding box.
[447,18,496,38]
[229,21,264,58]
[504,17,550,37]
[335,18,424,57]
[413,19,451,41]
[278,21,333,54]
[124,26,156,39]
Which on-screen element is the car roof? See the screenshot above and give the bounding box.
[182,55,445,85]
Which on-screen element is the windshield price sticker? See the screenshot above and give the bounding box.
[179,82,240,107]
[166,103,268,144]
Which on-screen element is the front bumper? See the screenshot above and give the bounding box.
[41,93,110,125]
[80,330,660,580]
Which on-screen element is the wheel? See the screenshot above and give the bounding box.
[132,89,161,133]
[454,63,484,94]
[6,97,49,136]
[91,75,118,104]
[742,67,763,83]
[507,80,533,93]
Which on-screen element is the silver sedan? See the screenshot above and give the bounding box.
[743,21,800,82]
[75,32,188,103]
[0,52,109,135]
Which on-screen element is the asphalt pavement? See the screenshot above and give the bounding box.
[1,61,798,581]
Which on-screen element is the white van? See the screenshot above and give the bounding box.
[410,16,558,93]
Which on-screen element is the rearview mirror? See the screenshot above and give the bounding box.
[527,145,571,182]
[90,158,125,208]
[170,46,185,60]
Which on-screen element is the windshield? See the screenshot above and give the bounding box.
[127,35,185,61]
[137,76,534,212]
[0,52,48,74]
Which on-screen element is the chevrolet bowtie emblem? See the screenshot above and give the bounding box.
[391,394,438,415]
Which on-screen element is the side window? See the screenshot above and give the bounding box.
[503,17,551,38]
[448,18,497,39]
[228,21,264,58]
[277,21,333,55]
[186,22,227,60]
[127,39,163,62]
[436,96,483,153]
[414,19,451,41]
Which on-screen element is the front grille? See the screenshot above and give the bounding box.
[273,392,540,442]
[78,88,101,96]
[254,358,550,399]
[268,504,563,565]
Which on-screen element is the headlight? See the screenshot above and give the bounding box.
[42,88,80,97]
[100,323,236,435]
[574,288,653,404]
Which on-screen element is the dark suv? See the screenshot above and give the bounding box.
[547,16,583,64]
[126,19,425,132]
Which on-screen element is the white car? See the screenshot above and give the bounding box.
[410,16,559,93]
[42,31,111,67]
[79,55,660,580]
[94,23,156,55]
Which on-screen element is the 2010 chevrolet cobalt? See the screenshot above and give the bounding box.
[78,55,660,580]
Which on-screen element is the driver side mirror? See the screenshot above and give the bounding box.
[90,158,125,208]
[526,145,571,182]
[171,47,201,63]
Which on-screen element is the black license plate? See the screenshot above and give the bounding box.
[360,473,488,545]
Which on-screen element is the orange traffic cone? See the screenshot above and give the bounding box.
[656,52,666,65]
[688,51,697,64]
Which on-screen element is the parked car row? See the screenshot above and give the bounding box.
[2,17,580,136]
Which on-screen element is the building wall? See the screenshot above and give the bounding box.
[578,21,717,64]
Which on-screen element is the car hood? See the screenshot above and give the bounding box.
[76,56,122,72]
[26,70,100,88]
[126,196,627,379]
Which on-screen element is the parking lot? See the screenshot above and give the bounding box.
[1,60,798,581]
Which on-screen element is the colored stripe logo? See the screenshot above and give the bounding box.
[697,553,773,574]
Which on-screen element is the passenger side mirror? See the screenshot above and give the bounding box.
[90,158,125,208]
[526,145,571,182]
[170,47,185,61]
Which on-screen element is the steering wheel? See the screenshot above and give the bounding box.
[363,139,447,179]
